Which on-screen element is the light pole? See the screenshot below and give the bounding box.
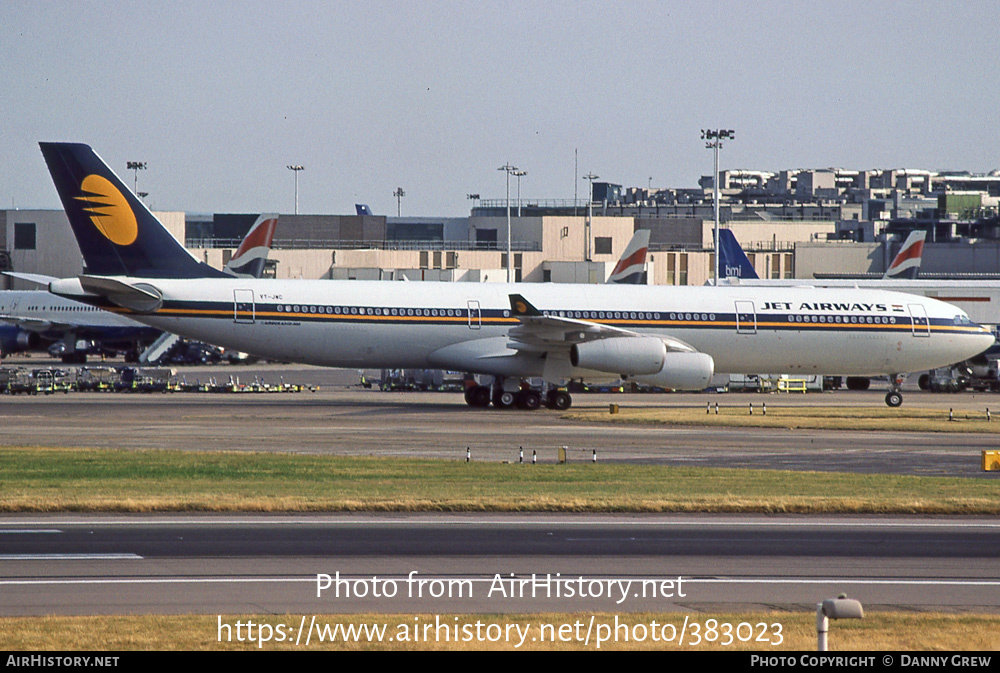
[513,169,527,217]
[582,172,599,261]
[498,163,518,282]
[126,161,146,196]
[287,165,304,215]
[393,187,405,217]
[701,129,735,284]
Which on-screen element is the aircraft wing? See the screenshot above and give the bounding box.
[506,293,696,353]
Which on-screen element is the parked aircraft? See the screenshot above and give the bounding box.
[882,230,926,280]
[718,229,759,280]
[718,229,927,282]
[607,229,650,284]
[0,214,277,362]
[37,142,994,407]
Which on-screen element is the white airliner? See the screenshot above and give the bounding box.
[37,143,995,408]
[0,214,278,361]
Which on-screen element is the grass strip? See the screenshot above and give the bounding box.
[1,447,999,514]
[567,405,1000,433]
[1,612,996,650]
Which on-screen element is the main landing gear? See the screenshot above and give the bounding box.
[884,374,904,408]
[463,378,572,410]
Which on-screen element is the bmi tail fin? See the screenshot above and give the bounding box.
[38,142,227,279]
[883,230,926,280]
[717,229,759,280]
[224,214,278,278]
[607,229,650,284]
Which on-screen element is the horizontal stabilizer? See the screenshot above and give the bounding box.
[3,272,60,286]
[77,276,163,313]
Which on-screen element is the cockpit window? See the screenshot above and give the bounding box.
[953,314,973,325]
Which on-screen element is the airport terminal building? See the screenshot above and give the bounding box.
[3,165,999,293]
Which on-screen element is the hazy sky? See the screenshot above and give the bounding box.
[3,1,998,217]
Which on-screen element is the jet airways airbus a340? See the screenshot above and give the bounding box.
[37,142,994,408]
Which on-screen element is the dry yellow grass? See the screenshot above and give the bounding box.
[1,612,996,651]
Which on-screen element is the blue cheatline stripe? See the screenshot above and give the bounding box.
[95,299,986,336]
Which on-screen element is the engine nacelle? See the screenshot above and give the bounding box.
[0,326,40,356]
[632,352,715,391]
[16,330,40,350]
[570,336,667,376]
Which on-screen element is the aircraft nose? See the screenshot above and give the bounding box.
[969,325,997,354]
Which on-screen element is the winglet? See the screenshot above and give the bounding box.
[509,294,543,317]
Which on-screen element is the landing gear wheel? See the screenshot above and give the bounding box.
[885,391,903,407]
[464,385,491,407]
[516,390,542,410]
[492,389,517,409]
[546,390,573,410]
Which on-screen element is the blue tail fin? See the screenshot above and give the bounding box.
[717,229,759,280]
[39,142,227,279]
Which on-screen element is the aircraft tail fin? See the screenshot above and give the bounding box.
[38,142,228,279]
[224,214,278,278]
[717,229,759,280]
[883,230,926,280]
[356,204,373,216]
[607,229,650,284]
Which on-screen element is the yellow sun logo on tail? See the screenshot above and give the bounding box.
[74,174,138,245]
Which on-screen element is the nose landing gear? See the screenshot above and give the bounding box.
[884,374,904,407]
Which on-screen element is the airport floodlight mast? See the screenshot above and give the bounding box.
[701,128,735,284]
[513,169,527,217]
[583,172,599,261]
[393,187,405,217]
[498,162,518,282]
[126,161,146,196]
[287,165,304,215]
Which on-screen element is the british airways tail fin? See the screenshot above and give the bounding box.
[224,214,278,278]
[718,229,759,280]
[607,229,650,284]
[38,142,228,279]
[883,230,926,280]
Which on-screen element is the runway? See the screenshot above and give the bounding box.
[1,514,998,616]
[2,362,999,619]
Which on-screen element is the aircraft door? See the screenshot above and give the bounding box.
[234,289,255,324]
[735,300,757,334]
[908,303,930,337]
[467,300,481,330]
